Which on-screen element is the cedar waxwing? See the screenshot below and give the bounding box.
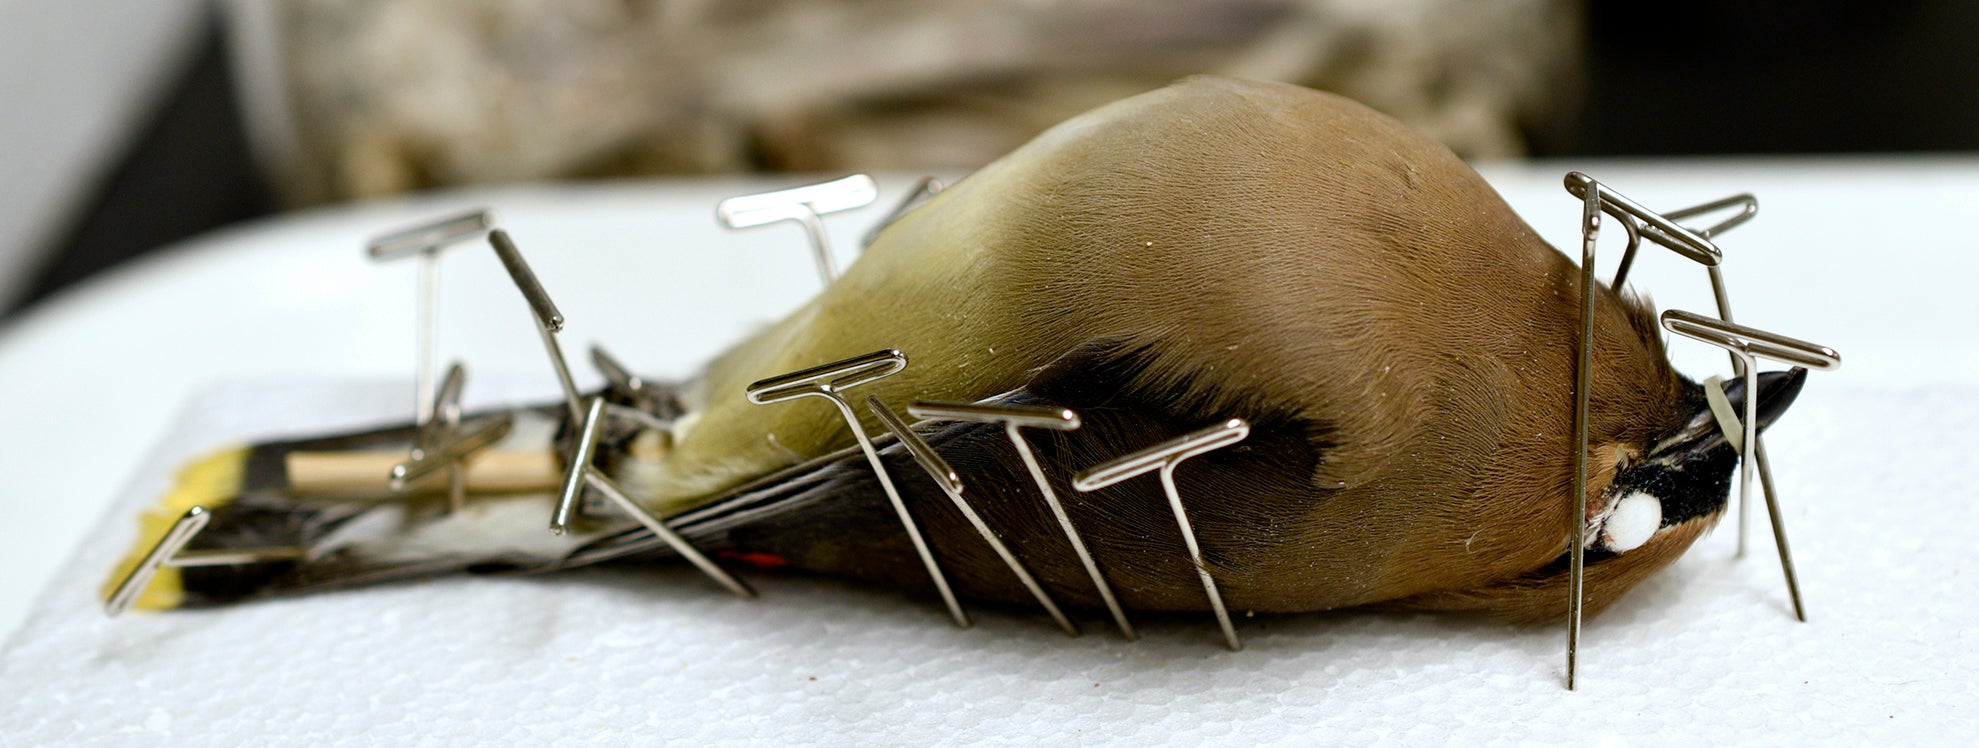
[109,77,1808,626]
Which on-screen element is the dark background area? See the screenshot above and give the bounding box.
[12,2,1977,314]
[1570,0,1978,155]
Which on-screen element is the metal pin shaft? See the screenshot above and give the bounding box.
[1568,180,1602,690]
[413,362,468,456]
[550,398,606,534]
[872,397,1077,636]
[591,344,645,398]
[416,253,439,423]
[584,470,754,598]
[862,176,944,249]
[1565,173,1721,267]
[422,362,471,512]
[909,400,1137,639]
[745,350,968,627]
[366,209,492,260]
[365,209,490,427]
[390,412,514,490]
[1582,182,1767,555]
[717,175,879,286]
[487,230,584,424]
[106,507,213,616]
[543,395,750,596]
[1662,310,1840,623]
[1074,419,1250,651]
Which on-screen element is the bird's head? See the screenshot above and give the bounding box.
[1398,362,1810,622]
[1588,366,1807,555]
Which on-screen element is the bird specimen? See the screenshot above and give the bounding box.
[107,77,1809,632]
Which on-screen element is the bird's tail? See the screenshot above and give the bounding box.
[100,403,631,611]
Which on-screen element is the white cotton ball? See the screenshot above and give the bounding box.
[1602,491,1663,553]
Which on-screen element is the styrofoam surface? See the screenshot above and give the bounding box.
[0,377,1971,744]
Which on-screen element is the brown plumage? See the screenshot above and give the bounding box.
[146,76,1804,625]
[629,76,1760,623]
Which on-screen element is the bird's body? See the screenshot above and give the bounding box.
[114,77,1801,625]
[644,76,1708,621]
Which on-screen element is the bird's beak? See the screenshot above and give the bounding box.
[1650,367,1808,460]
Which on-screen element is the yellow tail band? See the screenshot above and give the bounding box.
[99,445,249,611]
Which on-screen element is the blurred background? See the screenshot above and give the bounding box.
[2,0,1975,319]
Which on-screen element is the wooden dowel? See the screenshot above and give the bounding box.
[287,450,561,497]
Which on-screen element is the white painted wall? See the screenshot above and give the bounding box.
[0,0,208,310]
